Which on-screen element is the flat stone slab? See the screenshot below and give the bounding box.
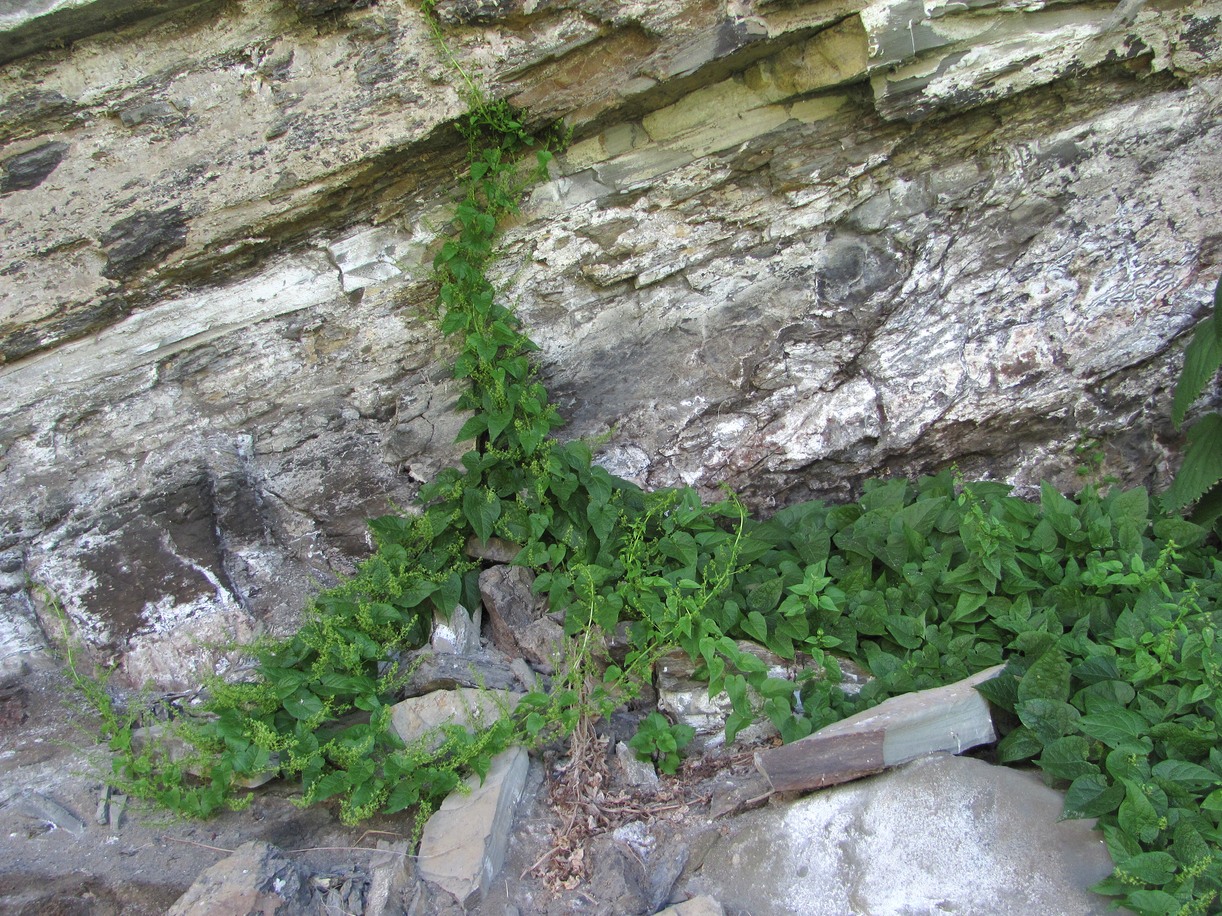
[417,746,530,907]
[388,688,519,752]
[166,840,324,915]
[682,753,1118,916]
[755,664,1002,792]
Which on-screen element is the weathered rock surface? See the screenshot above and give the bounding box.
[479,565,549,663]
[397,647,522,695]
[165,840,328,915]
[657,896,726,916]
[755,663,1003,791]
[389,687,520,751]
[680,753,1120,915]
[1,0,1220,684]
[417,745,530,906]
[431,602,482,656]
[587,824,691,916]
[12,790,87,837]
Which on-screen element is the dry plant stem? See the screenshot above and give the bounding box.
[161,836,234,854]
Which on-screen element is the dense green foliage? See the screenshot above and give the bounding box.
[55,7,1222,913]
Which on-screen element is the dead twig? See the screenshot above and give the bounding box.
[161,836,234,854]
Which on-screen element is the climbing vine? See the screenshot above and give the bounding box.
[53,5,1222,914]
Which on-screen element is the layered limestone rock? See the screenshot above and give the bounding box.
[1,0,1219,684]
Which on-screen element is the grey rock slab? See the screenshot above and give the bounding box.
[417,745,530,907]
[588,831,652,915]
[364,839,413,916]
[0,593,47,680]
[657,896,726,916]
[614,740,659,788]
[682,753,1119,916]
[478,565,540,659]
[707,770,772,819]
[396,649,520,695]
[589,822,690,915]
[0,0,206,66]
[165,839,326,915]
[515,616,565,674]
[12,790,86,836]
[755,663,1003,792]
[465,536,522,564]
[431,603,482,656]
[107,793,127,829]
[325,224,423,294]
[388,688,520,752]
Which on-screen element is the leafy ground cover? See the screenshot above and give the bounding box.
[58,5,1222,913]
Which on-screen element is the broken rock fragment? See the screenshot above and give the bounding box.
[388,687,521,752]
[416,745,530,906]
[754,664,1003,793]
[478,565,539,658]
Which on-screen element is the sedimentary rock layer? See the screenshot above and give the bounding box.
[1,0,1219,683]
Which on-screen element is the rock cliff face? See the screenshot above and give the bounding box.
[1,0,1220,685]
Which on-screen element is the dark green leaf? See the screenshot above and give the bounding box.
[455,414,487,443]
[1189,479,1222,527]
[1018,648,1071,704]
[284,690,324,721]
[997,725,1042,762]
[1121,890,1182,915]
[462,485,501,543]
[1106,487,1150,528]
[1171,310,1221,427]
[1078,708,1149,747]
[1017,698,1080,745]
[1037,736,1097,782]
[747,577,784,615]
[587,501,618,545]
[1063,773,1125,818]
[1119,778,1161,844]
[973,667,1019,711]
[308,771,349,803]
[1151,759,1220,791]
[1163,414,1222,509]
[396,578,438,610]
[742,610,769,643]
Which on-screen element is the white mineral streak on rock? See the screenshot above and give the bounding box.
[326,225,428,293]
[763,379,882,469]
[122,597,256,690]
[0,253,341,410]
[0,594,48,677]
